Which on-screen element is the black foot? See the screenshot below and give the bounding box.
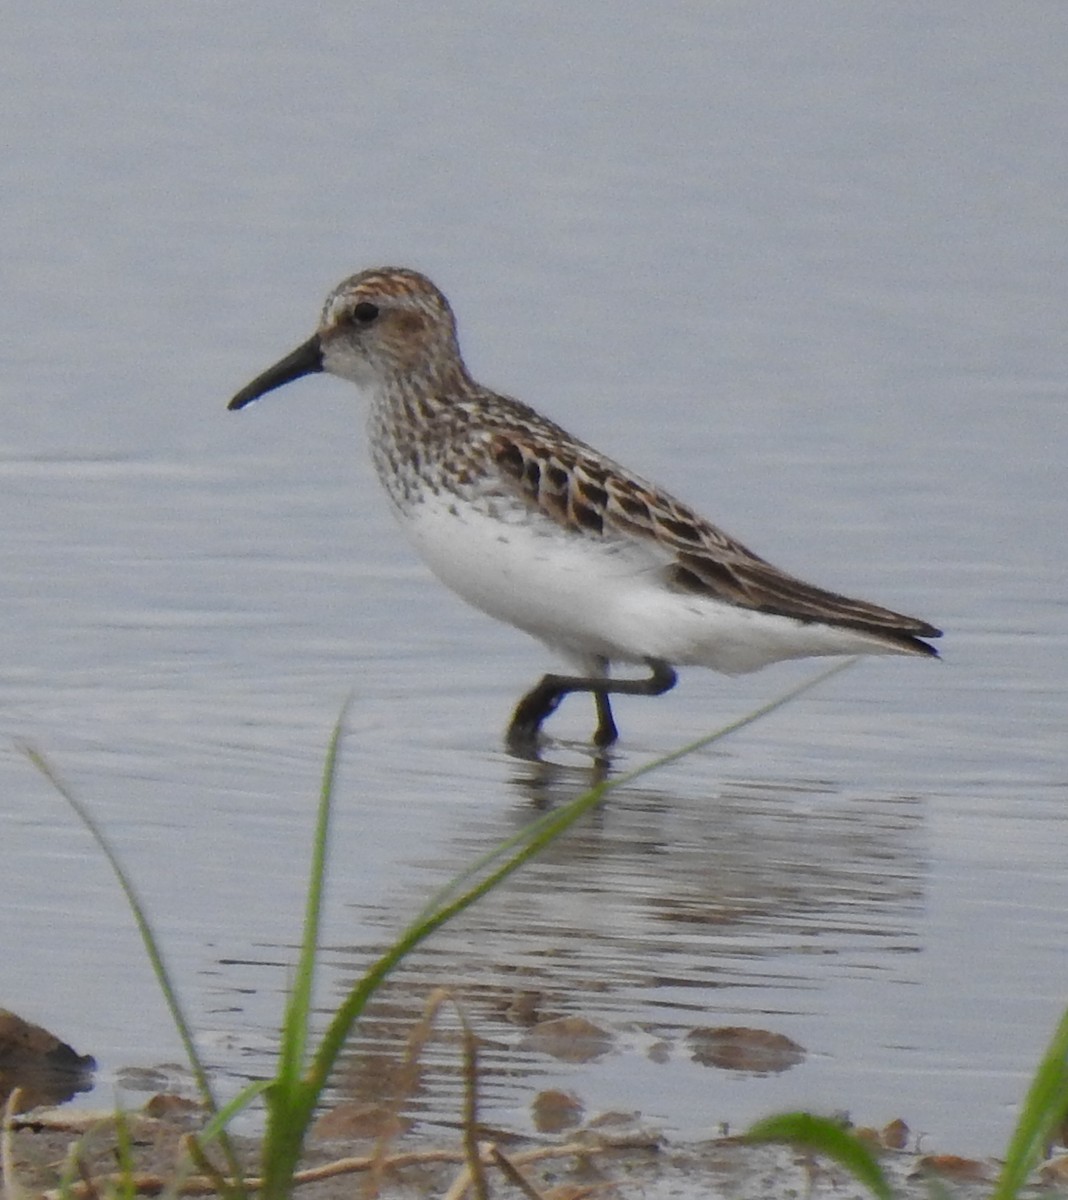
[505,676,567,758]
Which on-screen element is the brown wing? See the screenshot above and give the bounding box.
[489,430,763,557]
[489,430,941,654]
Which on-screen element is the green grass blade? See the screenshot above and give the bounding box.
[307,772,612,1093]
[21,746,218,1108]
[198,1079,273,1144]
[260,699,349,1200]
[746,1112,893,1200]
[992,1004,1068,1200]
[274,696,349,1090]
[20,744,247,1192]
[111,1108,137,1200]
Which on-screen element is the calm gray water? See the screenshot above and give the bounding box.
[2,1,1065,1155]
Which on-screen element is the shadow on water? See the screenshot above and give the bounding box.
[319,760,924,1137]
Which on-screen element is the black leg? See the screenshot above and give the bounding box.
[593,690,618,749]
[590,655,618,749]
[505,658,677,757]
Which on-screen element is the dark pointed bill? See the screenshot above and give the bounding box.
[228,334,323,410]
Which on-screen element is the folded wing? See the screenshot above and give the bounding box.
[489,430,941,656]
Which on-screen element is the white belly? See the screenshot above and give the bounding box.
[394,493,905,674]
[399,493,653,664]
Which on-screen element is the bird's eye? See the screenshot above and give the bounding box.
[352,301,380,324]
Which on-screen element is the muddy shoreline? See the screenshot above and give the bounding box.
[2,1008,1063,1198]
[6,1097,1039,1200]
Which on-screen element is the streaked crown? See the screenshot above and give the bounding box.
[318,267,466,388]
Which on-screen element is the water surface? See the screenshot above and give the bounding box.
[2,1,1066,1154]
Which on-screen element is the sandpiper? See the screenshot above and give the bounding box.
[229,267,940,756]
